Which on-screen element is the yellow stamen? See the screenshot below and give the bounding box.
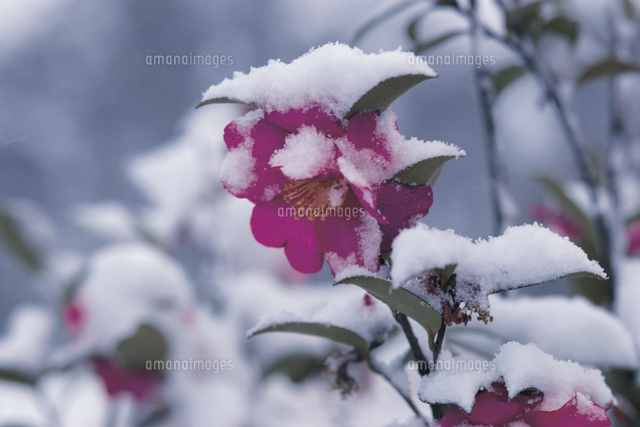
[284,176,347,221]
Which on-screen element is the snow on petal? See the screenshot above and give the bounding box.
[269,125,337,180]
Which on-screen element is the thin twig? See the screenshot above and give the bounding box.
[469,5,616,301]
[394,310,430,376]
[469,0,507,235]
[433,320,447,363]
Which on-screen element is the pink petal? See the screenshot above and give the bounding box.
[314,190,378,275]
[530,203,582,242]
[250,199,324,274]
[265,106,344,138]
[349,179,387,224]
[346,110,390,159]
[438,406,471,427]
[376,181,434,251]
[223,115,291,202]
[467,387,529,425]
[93,357,160,403]
[627,220,640,256]
[520,395,611,427]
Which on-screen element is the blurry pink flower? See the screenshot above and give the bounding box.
[92,357,161,403]
[439,382,611,427]
[222,107,434,276]
[63,301,85,336]
[530,203,582,242]
[628,220,640,256]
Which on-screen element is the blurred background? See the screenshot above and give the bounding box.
[0,0,639,426]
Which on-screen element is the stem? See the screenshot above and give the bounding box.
[374,366,431,426]
[394,310,430,376]
[469,0,507,235]
[472,5,616,303]
[433,320,447,363]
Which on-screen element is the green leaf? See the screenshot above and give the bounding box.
[335,276,442,351]
[622,0,636,18]
[540,16,579,44]
[577,59,640,86]
[262,352,329,382]
[249,321,372,361]
[115,323,168,371]
[352,0,420,46]
[506,1,544,34]
[393,155,458,186]
[344,74,435,119]
[0,210,41,272]
[435,264,457,289]
[196,96,257,109]
[407,15,422,42]
[413,30,466,55]
[492,65,528,96]
[0,368,37,386]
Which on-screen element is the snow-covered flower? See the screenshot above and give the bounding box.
[438,381,611,427]
[201,43,463,277]
[222,107,440,275]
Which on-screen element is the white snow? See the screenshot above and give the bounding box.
[72,201,138,241]
[419,342,614,414]
[0,305,54,373]
[248,284,396,348]
[451,294,637,369]
[391,223,606,294]
[201,43,437,118]
[269,126,338,180]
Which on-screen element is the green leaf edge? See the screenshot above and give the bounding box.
[249,321,372,361]
[577,59,640,86]
[198,73,435,121]
[115,323,168,370]
[393,155,459,186]
[335,276,442,352]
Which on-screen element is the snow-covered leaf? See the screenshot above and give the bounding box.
[250,322,372,361]
[196,96,256,109]
[198,43,436,119]
[393,155,459,186]
[335,276,442,351]
[391,223,606,293]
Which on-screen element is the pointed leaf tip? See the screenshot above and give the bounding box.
[345,74,435,119]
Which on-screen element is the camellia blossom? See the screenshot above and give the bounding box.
[201,43,463,276]
[439,381,611,427]
[221,106,458,275]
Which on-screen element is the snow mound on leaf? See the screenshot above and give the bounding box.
[391,223,606,292]
[201,42,436,118]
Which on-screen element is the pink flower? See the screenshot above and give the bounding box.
[92,357,161,403]
[439,382,611,427]
[627,219,640,257]
[530,203,582,242]
[221,107,435,275]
